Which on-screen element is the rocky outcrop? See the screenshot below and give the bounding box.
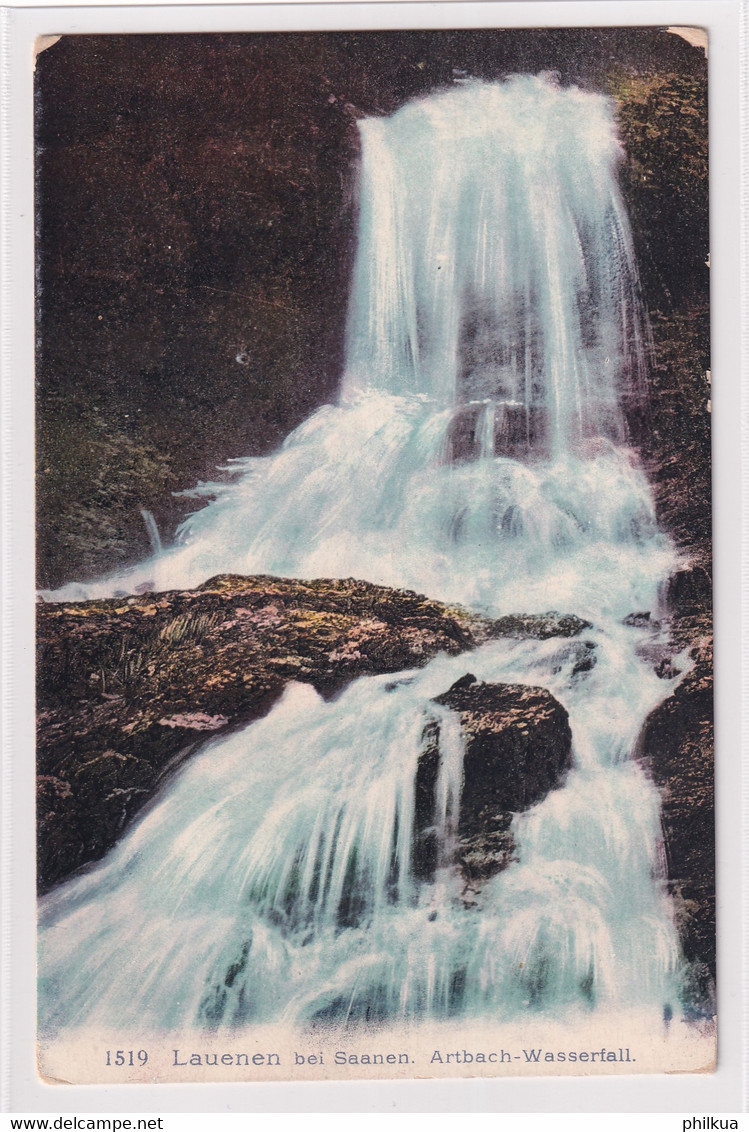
[414,675,573,888]
[624,548,714,1015]
[637,616,714,1013]
[37,574,588,891]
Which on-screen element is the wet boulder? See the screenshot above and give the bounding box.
[415,675,573,887]
[485,612,591,641]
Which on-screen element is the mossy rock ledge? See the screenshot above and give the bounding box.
[37,573,589,892]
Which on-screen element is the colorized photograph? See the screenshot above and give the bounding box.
[34,27,714,1082]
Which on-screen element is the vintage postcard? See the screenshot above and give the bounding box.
[33,24,717,1086]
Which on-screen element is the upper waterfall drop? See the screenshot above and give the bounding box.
[343,76,647,454]
[43,75,670,621]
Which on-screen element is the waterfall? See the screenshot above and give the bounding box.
[477,401,496,460]
[139,508,163,555]
[39,76,688,1039]
[343,77,646,450]
[46,76,657,613]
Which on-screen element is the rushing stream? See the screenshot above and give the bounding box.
[39,76,688,1035]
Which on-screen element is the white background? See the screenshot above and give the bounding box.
[1,0,745,1115]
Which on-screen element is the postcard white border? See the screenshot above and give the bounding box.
[1,0,745,1114]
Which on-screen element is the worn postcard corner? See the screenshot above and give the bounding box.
[33,24,715,1086]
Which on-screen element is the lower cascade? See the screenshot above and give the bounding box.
[39,76,689,1035]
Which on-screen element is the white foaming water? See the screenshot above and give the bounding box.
[39,77,688,1035]
[48,393,673,619]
